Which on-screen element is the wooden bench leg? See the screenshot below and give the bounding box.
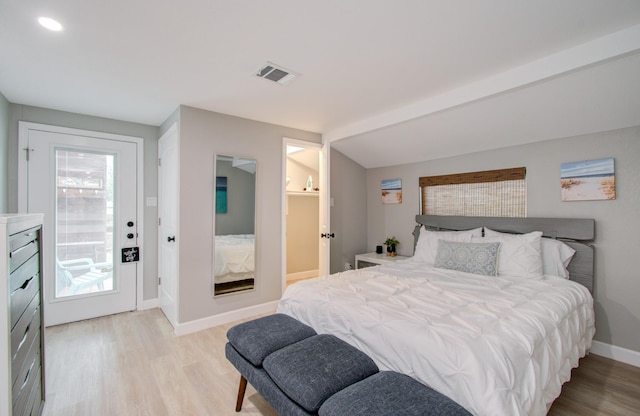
[235,375,248,412]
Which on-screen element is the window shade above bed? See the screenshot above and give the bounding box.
[420,167,526,217]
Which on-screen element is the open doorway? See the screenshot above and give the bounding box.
[284,141,322,286]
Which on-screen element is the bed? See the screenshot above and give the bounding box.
[214,234,255,284]
[277,215,595,416]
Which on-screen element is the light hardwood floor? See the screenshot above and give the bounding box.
[43,308,640,416]
[43,308,276,416]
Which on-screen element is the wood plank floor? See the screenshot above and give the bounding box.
[42,308,640,416]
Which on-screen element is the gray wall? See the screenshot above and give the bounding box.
[366,126,640,353]
[0,93,8,213]
[329,148,368,273]
[176,106,321,323]
[214,159,256,235]
[7,104,161,300]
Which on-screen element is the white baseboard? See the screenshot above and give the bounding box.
[173,301,279,336]
[138,298,159,310]
[590,340,640,368]
[286,269,319,282]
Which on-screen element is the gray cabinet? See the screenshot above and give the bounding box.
[1,214,45,416]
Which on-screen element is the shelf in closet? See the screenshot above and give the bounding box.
[286,191,319,196]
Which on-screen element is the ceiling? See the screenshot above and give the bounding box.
[2,1,640,168]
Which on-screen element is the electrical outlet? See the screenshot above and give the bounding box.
[344,262,353,271]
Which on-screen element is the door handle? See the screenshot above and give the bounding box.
[167,236,176,242]
[321,233,335,239]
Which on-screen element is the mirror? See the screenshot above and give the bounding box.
[213,155,256,296]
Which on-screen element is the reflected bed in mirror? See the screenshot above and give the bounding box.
[213,155,256,296]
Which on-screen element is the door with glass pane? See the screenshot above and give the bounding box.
[19,123,139,326]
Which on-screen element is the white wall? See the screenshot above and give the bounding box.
[176,106,321,323]
[366,126,640,353]
[286,155,317,193]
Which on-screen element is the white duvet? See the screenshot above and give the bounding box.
[214,234,255,276]
[277,259,595,416]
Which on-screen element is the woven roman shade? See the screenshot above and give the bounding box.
[420,167,526,217]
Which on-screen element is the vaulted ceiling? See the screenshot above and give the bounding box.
[2,1,640,167]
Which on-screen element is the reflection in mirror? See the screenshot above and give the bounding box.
[213,155,256,296]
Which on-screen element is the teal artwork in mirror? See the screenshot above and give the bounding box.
[216,176,227,213]
[213,155,256,296]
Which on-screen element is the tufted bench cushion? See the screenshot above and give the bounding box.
[226,342,313,415]
[263,334,379,413]
[319,371,472,416]
[226,313,316,367]
[226,314,471,415]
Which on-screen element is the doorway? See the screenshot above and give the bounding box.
[19,122,143,326]
[283,140,322,286]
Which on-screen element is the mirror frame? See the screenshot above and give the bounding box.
[213,154,257,296]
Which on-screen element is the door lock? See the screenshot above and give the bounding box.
[167,236,176,242]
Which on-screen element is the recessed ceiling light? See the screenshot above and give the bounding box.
[38,17,63,31]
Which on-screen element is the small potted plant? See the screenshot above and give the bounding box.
[384,236,399,256]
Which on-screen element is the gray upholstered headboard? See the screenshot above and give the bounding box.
[413,215,595,293]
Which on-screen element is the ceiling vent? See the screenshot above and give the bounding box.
[256,62,298,85]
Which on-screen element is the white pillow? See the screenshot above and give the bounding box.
[413,229,477,264]
[477,229,543,278]
[540,238,576,278]
[462,227,484,238]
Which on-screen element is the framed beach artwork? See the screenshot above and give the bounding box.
[381,178,402,204]
[560,158,615,201]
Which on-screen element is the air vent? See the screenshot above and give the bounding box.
[256,62,298,85]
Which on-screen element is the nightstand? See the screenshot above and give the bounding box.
[355,252,410,269]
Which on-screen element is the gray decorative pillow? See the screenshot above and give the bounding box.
[434,240,501,276]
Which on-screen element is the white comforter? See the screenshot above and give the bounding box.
[277,259,595,416]
[214,234,254,276]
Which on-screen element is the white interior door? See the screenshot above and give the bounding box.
[19,123,140,326]
[158,124,179,327]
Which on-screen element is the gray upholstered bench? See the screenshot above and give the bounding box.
[319,371,470,416]
[225,314,471,415]
[225,313,318,415]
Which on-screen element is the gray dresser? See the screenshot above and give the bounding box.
[1,214,45,416]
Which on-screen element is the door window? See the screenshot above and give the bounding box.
[55,150,115,298]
